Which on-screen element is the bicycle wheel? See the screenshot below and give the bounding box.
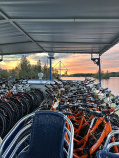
[0,110,6,137]
[9,97,23,118]
[33,89,44,107]
[17,93,32,113]
[28,91,38,110]
[0,101,13,133]
[6,99,20,123]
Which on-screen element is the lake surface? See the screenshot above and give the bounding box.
[61,77,119,96]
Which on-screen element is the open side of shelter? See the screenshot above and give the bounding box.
[0,0,119,85]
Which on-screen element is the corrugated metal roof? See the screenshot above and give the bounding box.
[0,0,119,55]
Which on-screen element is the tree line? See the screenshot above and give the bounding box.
[63,71,119,79]
[0,55,58,80]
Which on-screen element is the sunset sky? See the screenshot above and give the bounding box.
[0,43,119,75]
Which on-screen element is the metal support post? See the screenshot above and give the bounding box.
[50,58,52,80]
[91,54,101,87]
[99,57,101,87]
[48,53,55,81]
[60,60,61,77]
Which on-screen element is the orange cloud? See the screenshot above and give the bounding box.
[0,61,18,70]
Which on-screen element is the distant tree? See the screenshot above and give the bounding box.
[20,55,31,72]
[37,60,42,72]
[0,69,10,79]
[19,55,31,79]
[42,64,48,79]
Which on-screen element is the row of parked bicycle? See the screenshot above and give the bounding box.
[43,78,119,158]
[0,77,118,157]
[0,79,44,137]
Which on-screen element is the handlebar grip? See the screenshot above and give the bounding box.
[59,105,71,109]
[45,85,53,92]
[45,85,50,89]
[54,81,60,88]
[89,110,104,117]
[102,88,108,92]
[50,84,57,89]
[56,77,62,82]
[45,89,51,94]
[90,79,95,83]
[78,107,85,111]
[62,112,73,115]
[78,107,104,117]
[105,88,108,90]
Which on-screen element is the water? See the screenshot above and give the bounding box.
[61,77,119,96]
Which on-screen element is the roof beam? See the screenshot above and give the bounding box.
[0,11,46,52]
[0,51,99,56]
[0,41,32,46]
[38,41,110,45]
[45,50,99,53]
[1,18,119,23]
[0,41,110,46]
[0,51,43,56]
